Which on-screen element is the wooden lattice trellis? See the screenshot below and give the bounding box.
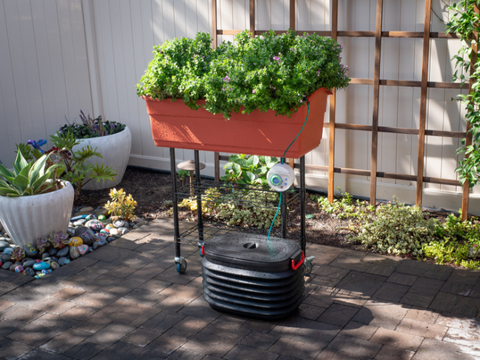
[212,0,474,220]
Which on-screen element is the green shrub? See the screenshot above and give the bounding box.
[349,199,437,257]
[312,190,374,219]
[137,30,350,119]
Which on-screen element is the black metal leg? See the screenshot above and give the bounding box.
[194,150,204,241]
[170,148,181,258]
[281,188,287,239]
[300,156,306,253]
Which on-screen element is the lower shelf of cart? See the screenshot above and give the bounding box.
[178,222,301,247]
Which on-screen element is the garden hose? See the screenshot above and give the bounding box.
[267,99,310,241]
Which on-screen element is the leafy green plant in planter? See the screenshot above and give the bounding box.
[23,132,116,200]
[137,29,350,119]
[222,154,278,185]
[59,110,126,139]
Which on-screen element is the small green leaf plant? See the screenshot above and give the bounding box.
[222,154,278,185]
[23,131,117,200]
[0,147,64,197]
[59,110,126,139]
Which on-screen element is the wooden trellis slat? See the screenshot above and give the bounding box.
[212,0,472,216]
[416,0,433,206]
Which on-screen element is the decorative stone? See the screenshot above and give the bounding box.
[86,220,104,231]
[74,219,86,226]
[33,262,50,270]
[9,264,18,271]
[2,254,11,262]
[71,214,89,221]
[58,257,70,266]
[67,228,76,237]
[79,206,94,212]
[77,245,88,255]
[109,229,119,236]
[57,247,69,257]
[48,247,58,256]
[107,237,116,243]
[75,227,95,246]
[24,267,35,276]
[4,248,13,255]
[69,237,83,248]
[94,207,109,217]
[15,265,24,273]
[50,261,60,270]
[106,224,115,230]
[89,246,93,252]
[23,260,36,268]
[92,242,98,250]
[113,220,126,228]
[41,269,52,274]
[35,259,42,263]
[24,244,37,257]
[118,227,129,235]
[2,261,12,270]
[0,240,9,251]
[98,215,106,221]
[85,214,96,221]
[97,238,107,247]
[100,229,109,234]
[70,246,80,259]
[42,253,50,260]
[35,273,45,278]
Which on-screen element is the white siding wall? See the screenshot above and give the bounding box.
[0,0,477,213]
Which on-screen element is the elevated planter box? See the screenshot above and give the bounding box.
[143,88,330,158]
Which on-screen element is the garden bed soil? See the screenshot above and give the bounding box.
[75,166,450,251]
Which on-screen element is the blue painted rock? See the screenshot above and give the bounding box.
[107,237,116,243]
[97,238,107,247]
[33,262,50,270]
[48,247,58,256]
[0,240,9,251]
[92,242,98,250]
[58,257,70,266]
[74,226,95,246]
[24,267,35,276]
[15,265,24,273]
[23,260,36,268]
[71,214,89,221]
[1,261,12,270]
[113,220,126,228]
[77,245,88,256]
[41,269,52,274]
[70,246,80,259]
[57,247,69,257]
[73,219,86,226]
[4,248,13,255]
[50,261,60,270]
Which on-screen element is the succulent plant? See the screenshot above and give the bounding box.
[11,246,25,262]
[36,237,49,253]
[0,146,64,197]
[48,231,69,248]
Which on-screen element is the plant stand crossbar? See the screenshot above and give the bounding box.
[169,148,307,273]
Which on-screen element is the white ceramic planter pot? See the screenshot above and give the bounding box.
[0,181,74,246]
[73,126,132,191]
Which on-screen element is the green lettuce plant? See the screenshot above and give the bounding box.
[137,30,350,119]
[222,154,278,185]
[0,148,64,197]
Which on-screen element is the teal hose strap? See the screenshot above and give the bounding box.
[267,99,310,241]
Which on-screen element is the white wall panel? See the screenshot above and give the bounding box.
[0,0,478,213]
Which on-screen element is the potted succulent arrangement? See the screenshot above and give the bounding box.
[58,110,132,190]
[137,30,350,158]
[21,131,117,200]
[0,149,74,246]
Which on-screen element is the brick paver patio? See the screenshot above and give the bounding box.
[0,218,479,359]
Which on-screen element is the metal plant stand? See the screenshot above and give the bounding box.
[169,148,309,274]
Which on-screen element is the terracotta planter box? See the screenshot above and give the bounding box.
[143,88,330,158]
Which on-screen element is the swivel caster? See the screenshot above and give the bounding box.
[175,258,187,274]
[304,256,315,276]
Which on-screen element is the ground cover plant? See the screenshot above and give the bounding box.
[137,30,350,119]
[60,110,126,139]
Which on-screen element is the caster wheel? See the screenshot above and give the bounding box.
[176,259,187,274]
[199,248,204,258]
[304,261,313,276]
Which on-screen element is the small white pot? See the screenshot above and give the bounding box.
[73,126,132,191]
[0,181,74,246]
